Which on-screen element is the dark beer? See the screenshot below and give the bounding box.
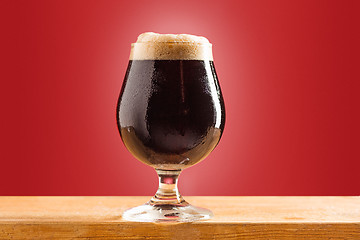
[118,33,224,222]
[117,59,225,170]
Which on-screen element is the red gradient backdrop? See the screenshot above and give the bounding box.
[0,0,359,196]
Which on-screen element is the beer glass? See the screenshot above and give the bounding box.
[117,33,225,222]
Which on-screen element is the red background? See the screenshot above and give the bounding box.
[0,0,359,196]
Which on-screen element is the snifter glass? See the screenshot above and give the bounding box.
[117,37,225,222]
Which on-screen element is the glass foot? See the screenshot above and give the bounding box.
[122,201,213,222]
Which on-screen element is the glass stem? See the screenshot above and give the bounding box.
[150,169,186,205]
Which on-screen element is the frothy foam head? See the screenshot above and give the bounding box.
[130,32,213,60]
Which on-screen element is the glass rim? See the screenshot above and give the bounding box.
[131,42,212,46]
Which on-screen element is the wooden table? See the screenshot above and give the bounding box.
[0,196,359,239]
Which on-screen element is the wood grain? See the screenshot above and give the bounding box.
[0,196,359,239]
